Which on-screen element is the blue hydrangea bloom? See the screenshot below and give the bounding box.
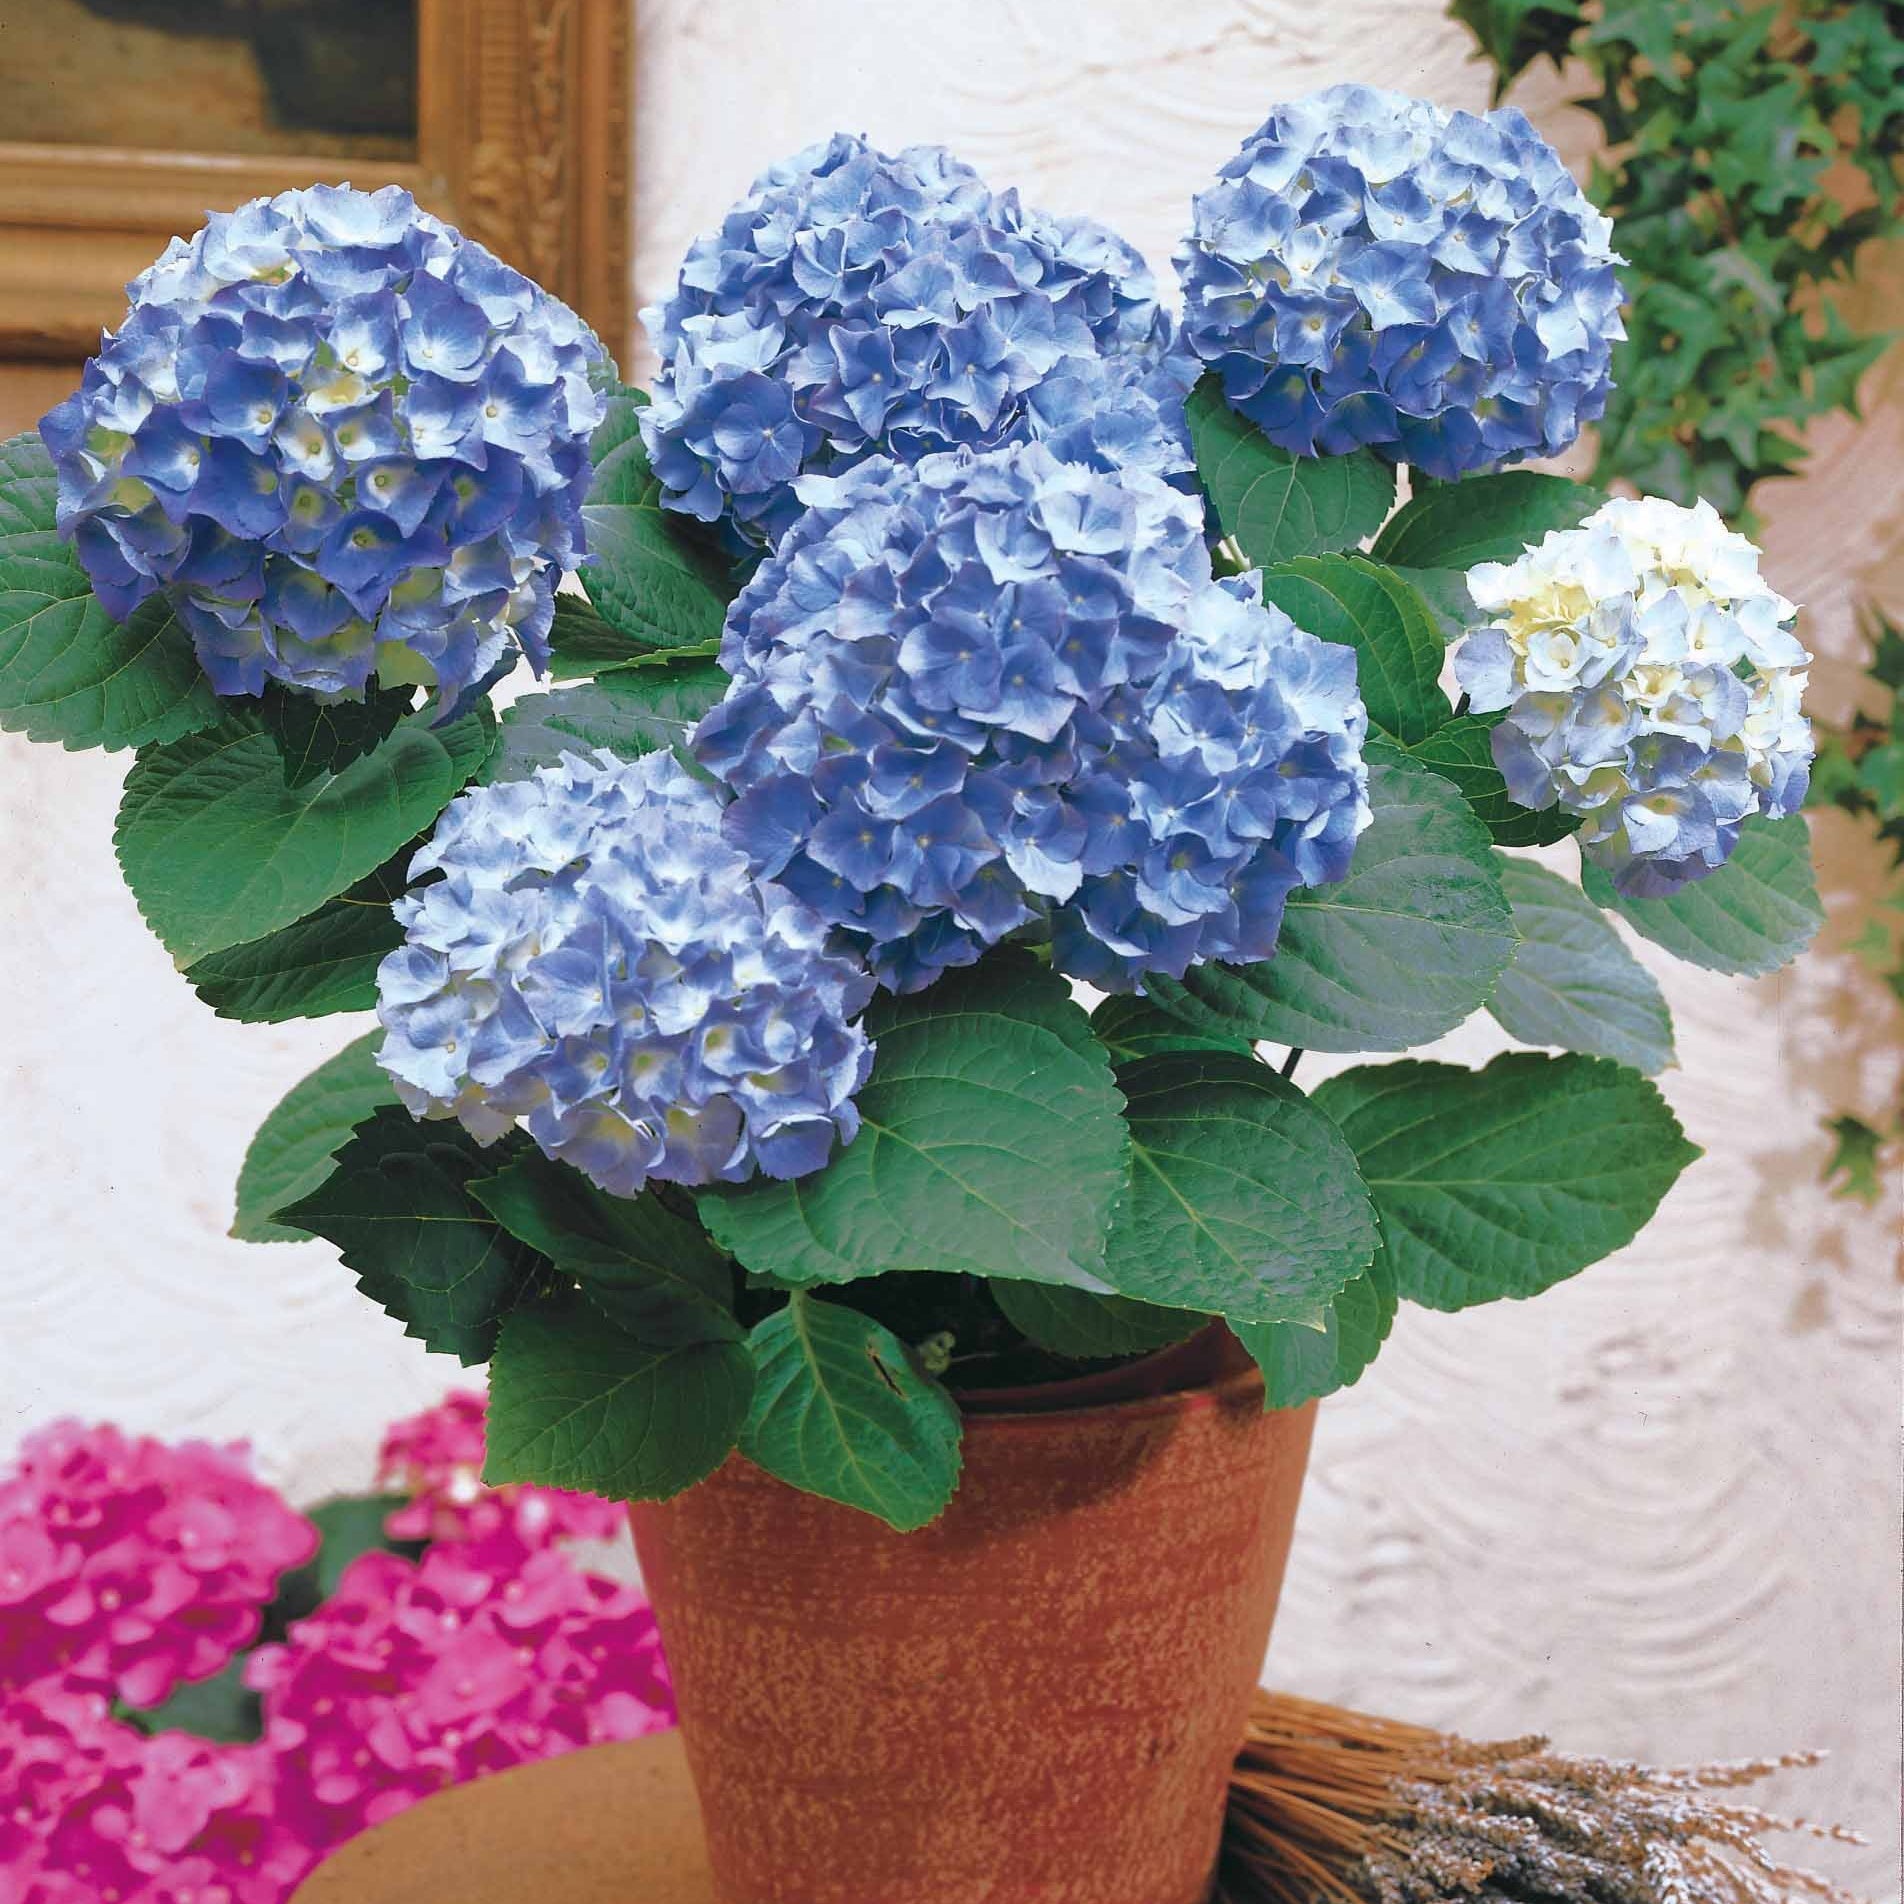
[40,184,607,715]
[640,133,1185,547]
[1176,85,1625,478]
[1454,496,1812,896]
[694,442,1370,993]
[376,749,875,1196]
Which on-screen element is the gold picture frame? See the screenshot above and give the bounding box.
[0,0,632,366]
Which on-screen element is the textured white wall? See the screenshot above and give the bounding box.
[1,0,1897,1887]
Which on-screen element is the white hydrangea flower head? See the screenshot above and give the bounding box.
[1455,495,1811,895]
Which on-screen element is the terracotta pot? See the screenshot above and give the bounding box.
[629,1333,1316,1904]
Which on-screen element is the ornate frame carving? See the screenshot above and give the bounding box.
[0,0,632,366]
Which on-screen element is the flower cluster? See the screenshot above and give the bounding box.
[0,1422,315,1709]
[245,1540,671,1857]
[1176,84,1624,478]
[377,1391,623,1555]
[0,1685,313,1904]
[695,442,1370,992]
[1454,496,1812,894]
[376,749,875,1196]
[40,184,606,714]
[640,132,1182,547]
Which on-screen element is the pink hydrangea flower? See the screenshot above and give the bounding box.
[246,1540,672,1854]
[0,1425,317,1708]
[0,1683,315,1904]
[376,1391,624,1554]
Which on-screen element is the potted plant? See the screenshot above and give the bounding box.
[6,85,1819,1904]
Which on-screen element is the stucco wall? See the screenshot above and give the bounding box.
[2,1,1897,1887]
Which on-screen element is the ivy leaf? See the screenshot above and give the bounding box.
[231,1032,396,1243]
[1147,756,1517,1053]
[1488,857,1675,1074]
[1447,0,1585,92]
[990,1283,1203,1360]
[485,1292,754,1501]
[1370,469,1606,571]
[1102,1051,1379,1325]
[1229,1246,1397,1410]
[739,1291,963,1531]
[256,683,415,788]
[1395,712,1581,847]
[699,951,1129,1293]
[115,703,493,966]
[471,1151,738,1345]
[1312,1052,1699,1312]
[1088,995,1252,1064]
[482,658,728,784]
[1186,376,1396,567]
[1258,554,1450,744]
[581,433,732,650]
[185,847,414,1024]
[276,1105,547,1364]
[1820,1113,1886,1204]
[1578,816,1823,977]
[0,433,219,753]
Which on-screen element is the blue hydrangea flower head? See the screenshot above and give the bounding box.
[1176,84,1625,478]
[376,748,875,1196]
[694,441,1370,992]
[1454,496,1812,896]
[40,184,608,715]
[640,133,1184,547]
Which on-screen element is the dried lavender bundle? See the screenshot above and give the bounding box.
[1218,1692,1868,1904]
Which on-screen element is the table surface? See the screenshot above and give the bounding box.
[290,1731,716,1902]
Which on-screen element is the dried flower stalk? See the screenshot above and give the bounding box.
[1217,1690,1869,1904]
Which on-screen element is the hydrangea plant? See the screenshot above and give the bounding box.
[3,114,1822,1536]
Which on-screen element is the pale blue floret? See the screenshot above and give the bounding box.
[640,133,1188,547]
[1176,85,1625,478]
[694,441,1370,993]
[1452,497,1813,896]
[41,184,607,716]
[375,749,875,1195]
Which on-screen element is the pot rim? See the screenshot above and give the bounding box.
[951,1351,1274,1433]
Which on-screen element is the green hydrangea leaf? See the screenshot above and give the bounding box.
[1258,555,1450,744]
[0,433,220,753]
[1229,1245,1397,1409]
[1312,1052,1700,1312]
[256,683,416,788]
[231,1031,396,1242]
[1395,712,1581,847]
[1579,815,1823,977]
[120,1656,261,1745]
[990,1283,1203,1360]
[1370,469,1606,570]
[739,1291,963,1530]
[1187,376,1396,567]
[115,702,493,966]
[1147,756,1518,1053]
[267,1495,423,1635]
[545,593,668,680]
[482,658,728,783]
[1102,1050,1378,1325]
[589,384,649,467]
[276,1105,547,1364]
[698,951,1128,1292]
[1088,995,1252,1063]
[186,847,414,1024]
[581,432,732,650]
[485,1291,754,1501]
[1489,857,1675,1074]
[471,1152,738,1346]
[1388,564,1477,641]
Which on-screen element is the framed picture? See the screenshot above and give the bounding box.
[0,0,632,365]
